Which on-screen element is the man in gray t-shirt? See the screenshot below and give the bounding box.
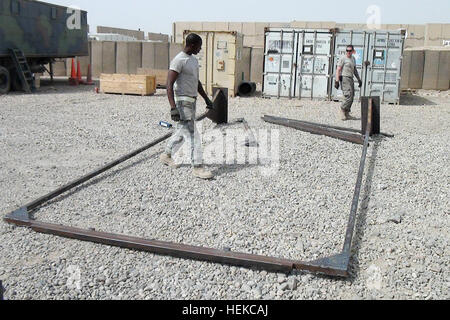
[335,45,363,121]
[160,33,214,180]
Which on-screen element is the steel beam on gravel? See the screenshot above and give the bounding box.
[263,115,365,145]
[4,210,348,276]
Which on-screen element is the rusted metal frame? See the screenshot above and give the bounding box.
[343,98,372,254]
[262,115,365,145]
[269,117,393,138]
[3,94,374,278]
[296,98,373,275]
[23,132,174,213]
[4,210,348,276]
[236,118,259,147]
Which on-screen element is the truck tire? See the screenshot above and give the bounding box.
[10,69,22,91]
[0,66,11,94]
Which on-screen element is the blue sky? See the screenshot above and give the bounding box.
[49,0,450,35]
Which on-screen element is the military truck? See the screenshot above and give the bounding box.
[0,0,88,94]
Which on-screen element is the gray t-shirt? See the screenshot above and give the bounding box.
[338,55,360,79]
[170,51,199,97]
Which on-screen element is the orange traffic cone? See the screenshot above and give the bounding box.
[69,58,78,85]
[84,63,94,85]
[76,60,84,84]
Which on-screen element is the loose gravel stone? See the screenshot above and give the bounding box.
[0,82,448,300]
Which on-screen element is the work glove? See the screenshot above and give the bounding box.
[358,80,363,88]
[170,108,180,122]
[206,98,213,110]
[334,81,340,90]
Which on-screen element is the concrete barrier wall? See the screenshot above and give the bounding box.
[153,43,169,70]
[52,60,67,76]
[401,49,425,89]
[169,43,183,62]
[68,40,171,78]
[242,47,252,83]
[142,42,155,69]
[91,41,103,78]
[423,49,450,90]
[142,42,170,69]
[102,42,116,74]
[250,47,264,84]
[116,42,128,74]
[128,42,142,74]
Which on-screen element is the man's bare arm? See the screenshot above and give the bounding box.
[336,66,343,82]
[198,81,212,106]
[354,67,361,82]
[167,70,179,109]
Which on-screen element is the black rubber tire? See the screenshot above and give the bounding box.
[0,66,11,94]
[10,69,22,91]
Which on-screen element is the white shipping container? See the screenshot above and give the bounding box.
[183,30,250,97]
[263,28,334,99]
[331,30,406,104]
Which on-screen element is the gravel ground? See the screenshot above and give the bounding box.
[0,80,448,300]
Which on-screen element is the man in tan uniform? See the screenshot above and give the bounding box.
[335,45,363,121]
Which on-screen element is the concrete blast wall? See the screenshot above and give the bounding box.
[250,47,264,84]
[67,41,183,78]
[422,49,450,90]
[401,49,425,89]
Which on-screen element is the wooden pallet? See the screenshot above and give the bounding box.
[100,74,156,96]
[136,68,168,88]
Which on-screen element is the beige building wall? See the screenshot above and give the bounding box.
[148,32,169,42]
[173,21,449,49]
[425,23,450,47]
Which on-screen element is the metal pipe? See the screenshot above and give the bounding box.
[237,81,256,97]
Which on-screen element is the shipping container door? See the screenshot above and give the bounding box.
[331,31,370,101]
[365,31,404,104]
[295,31,332,99]
[192,32,209,92]
[211,32,237,97]
[263,30,296,97]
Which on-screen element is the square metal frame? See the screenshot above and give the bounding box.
[3,92,378,278]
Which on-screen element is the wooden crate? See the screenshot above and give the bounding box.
[136,68,168,88]
[100,74,156,96]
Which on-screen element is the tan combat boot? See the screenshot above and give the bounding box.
[160,153,180,169]
[345,111,357,120]
[339,109,348,121]
[193,166,214,180]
